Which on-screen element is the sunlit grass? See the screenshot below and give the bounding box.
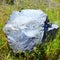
[0,0,60,60]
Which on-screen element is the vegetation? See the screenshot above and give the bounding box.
[0,0,60,60]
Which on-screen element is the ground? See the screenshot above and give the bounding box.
[0,0,60,60]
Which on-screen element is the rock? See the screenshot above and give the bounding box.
[3,9,59,52]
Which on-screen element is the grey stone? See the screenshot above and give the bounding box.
[3,9,59,52]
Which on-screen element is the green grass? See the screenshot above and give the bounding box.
[0,0,60,60]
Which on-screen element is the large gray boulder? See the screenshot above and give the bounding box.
[3,9,58,52]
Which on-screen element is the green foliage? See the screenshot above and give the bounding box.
[0,0,60,60]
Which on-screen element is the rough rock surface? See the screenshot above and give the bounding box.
[3,9,58,52]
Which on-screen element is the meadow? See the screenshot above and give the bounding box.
[0,0,60,60]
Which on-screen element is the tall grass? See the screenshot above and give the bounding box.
[0,0,60,60]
